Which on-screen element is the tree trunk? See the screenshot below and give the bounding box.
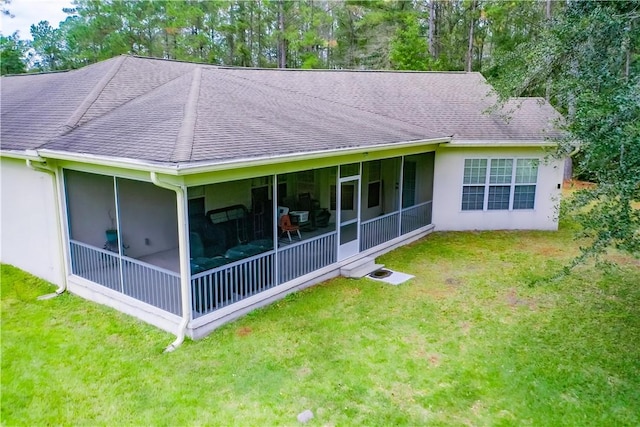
[545,0,552,101]
[278,0,286,68]
[624,17,632,81]
[428,0,436,58]
[257,1,262,67]
[466,0,476,72]
[249,2,254,67]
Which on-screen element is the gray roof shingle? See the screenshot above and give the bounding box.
[1,55,563,166]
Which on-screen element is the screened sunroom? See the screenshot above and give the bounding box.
[63,151,435,328]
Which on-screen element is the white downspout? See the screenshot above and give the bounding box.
[26,160,68,298]
[150,172,191,352]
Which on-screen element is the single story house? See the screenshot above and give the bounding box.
[1,55,564,348]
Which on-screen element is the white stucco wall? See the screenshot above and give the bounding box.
[432,147,564,231]
[0,158,63,285]
[204,180,251,212]
[118,179,178,258]
[65,170,117,248]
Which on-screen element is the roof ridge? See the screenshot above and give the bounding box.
[126,54,480,75]
[213,66,475,75]
[172,68,202,162]
[59,56,126,134]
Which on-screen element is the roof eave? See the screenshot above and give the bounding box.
[174,137,451,175]
[34,149,180,174]
[442,139,559,148]
[0,149,47,161]
[36,137,452,176]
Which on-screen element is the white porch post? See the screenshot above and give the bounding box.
[273,174,279,285]
[113,177,125,293]
[398,156,405,236]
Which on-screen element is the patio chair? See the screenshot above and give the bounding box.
[279,214,301,242]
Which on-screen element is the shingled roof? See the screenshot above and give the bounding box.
[1,55,563,167]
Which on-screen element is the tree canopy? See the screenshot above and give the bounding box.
[7,0,559,72]
[0,32,27,74]
[490,0,640,260]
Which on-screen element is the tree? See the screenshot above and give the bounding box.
[30,20,64,70]
[482,0,551,84]
[490,0,640,260]
[390,14,429,70]
[0,32,27,74]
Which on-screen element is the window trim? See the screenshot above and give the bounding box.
[367,181,381,208]
[461,157,538,212]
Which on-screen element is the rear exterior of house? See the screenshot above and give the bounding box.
[0,56,564,340]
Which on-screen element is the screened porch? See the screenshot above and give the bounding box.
[63,152,434,322]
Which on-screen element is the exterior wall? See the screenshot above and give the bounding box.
[118,179,178,258]
[204,180,251,212]
[65,170,117,248]
[0,158,63,285]
[316,167,335,214]
[432,147,564,231]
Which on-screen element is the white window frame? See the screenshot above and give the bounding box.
[461,158,539,211]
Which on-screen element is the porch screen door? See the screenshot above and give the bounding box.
[338,176,360,260]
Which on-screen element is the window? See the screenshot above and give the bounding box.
[367,160,381,208]
[367,182,381,208]
[330,184,355,210]
[461,159,487,210]
[513,159,538,209]
[461,158,538,211]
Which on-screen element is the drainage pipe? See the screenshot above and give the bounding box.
[26,159,67,298]
[150,172,191,352]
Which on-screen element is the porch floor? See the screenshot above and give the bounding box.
[139,248,180,273]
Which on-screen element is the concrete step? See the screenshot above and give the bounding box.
[341,255,374,271]
[347,263,385,279]
[340,256,384,278]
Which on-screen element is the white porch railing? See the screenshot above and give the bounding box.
[70,240,122,292]
[69,240,182,315]
[278,232,337,284]
[191,251,275,318]
[70,201,431,320]
[401,201,433,235]
[360,212,400,251]
[121,257,181,315]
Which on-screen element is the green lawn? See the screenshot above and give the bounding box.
[2,222,639,426]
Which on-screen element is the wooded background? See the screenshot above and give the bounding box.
[2,1,562,75]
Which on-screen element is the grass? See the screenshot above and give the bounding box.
[2,219,639,426]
